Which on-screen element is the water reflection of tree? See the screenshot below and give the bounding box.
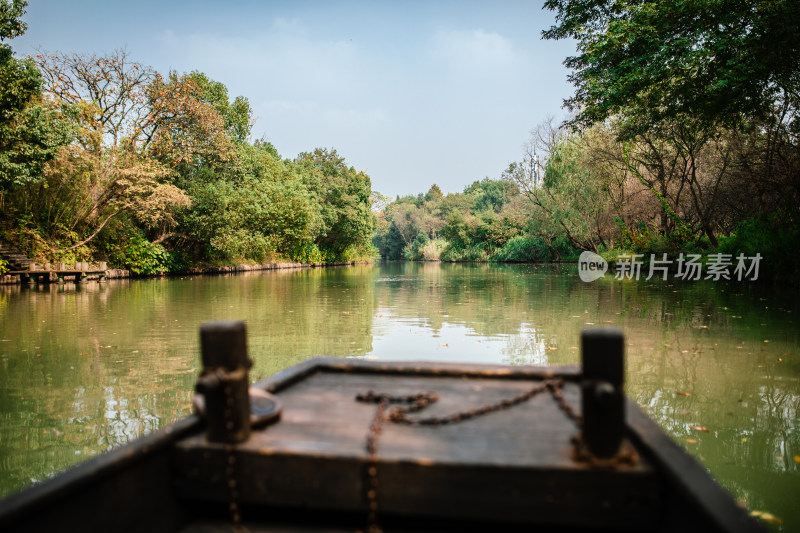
[0,279,197,497]
[501,328,551,366]
[626,325,800,519]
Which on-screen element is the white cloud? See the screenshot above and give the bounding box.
[431,28,517,71]
[270,17,306,34]
[261,100,387,127]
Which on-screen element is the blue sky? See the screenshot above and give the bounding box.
[13,0,576,198]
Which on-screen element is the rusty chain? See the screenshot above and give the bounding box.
[355,378,598,533]
[221,380,248,533]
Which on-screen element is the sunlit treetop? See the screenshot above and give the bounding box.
[0,0,27,41]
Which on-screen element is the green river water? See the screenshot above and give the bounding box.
[1,262,798,529]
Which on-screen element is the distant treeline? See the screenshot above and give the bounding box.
[0,2,375,275]
[375,0,800,283]
[375,113,799,267]
[375,110,799,281]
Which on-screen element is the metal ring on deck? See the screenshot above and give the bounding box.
[193,387,283,428]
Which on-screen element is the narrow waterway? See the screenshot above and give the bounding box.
[1,262,798,528]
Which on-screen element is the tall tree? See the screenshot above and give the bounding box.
[0,0,71,198]
[295,148,374,259]
[543,0,800,134]
[185,71,253,143]
[32,51,216,248]
[143,70,234,184]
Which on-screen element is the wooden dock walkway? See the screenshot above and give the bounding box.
[4,262,109,284]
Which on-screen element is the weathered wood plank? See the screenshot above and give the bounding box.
[174,367,657,528]
[254,357,582,394]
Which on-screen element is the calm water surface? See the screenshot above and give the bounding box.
[1,262,798,528]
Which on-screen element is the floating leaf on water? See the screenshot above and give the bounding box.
[691,425,709,432]
[750,510,782,526]
[676,391,693,397]
[685,438,698,444]
[794,455,800,464]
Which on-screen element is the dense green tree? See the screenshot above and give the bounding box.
[0,0,26,40]
[464,178,518,213]
[424,183,443,202]
[180,141,321,262]
[0,0,71,196]
[144,70,235,185]
[543,0,800,134]
[373,222,406,260]
[185,71,253,143]
[182,178,317,263]
[295,148,374,259]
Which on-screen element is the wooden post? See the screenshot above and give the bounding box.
[196,321,253,443]
[24,263,35,284]
[581,328,625,458]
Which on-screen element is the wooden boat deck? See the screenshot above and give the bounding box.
[174,363,659,530]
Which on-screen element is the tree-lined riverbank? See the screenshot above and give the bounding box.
[0,3,376,278]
